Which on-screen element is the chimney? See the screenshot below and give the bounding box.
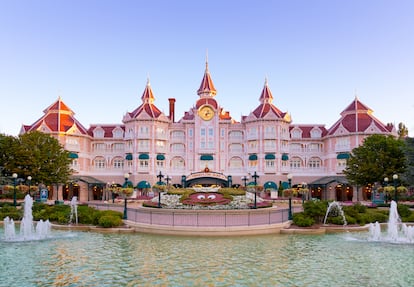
[168,98,176,122]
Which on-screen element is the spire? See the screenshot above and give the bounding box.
[259,77,273,104]
[197,55,217,97]
[141,78,155,104]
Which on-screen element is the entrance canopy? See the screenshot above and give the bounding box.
[136,181,151,189]
[263,181,277,190]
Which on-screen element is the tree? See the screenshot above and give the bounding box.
[0,131,72,185]
[398,122,409,139]
[401,137,414,186]
[344,134,407,186]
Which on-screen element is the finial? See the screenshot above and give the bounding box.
[264,76,268,86]
[147,74,151,86]
[354,88,358,100]
[205,49,209,71]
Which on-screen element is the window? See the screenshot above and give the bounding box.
[93,128,104,138]
[229,157,243,168]
[221,128,225,137]
[265,160,275,168]
[208,128,214,137]
[94,158,105,169]
[310,128,322,138]
[113,158,124,169]
[291,129,302,139]
[308,157,321,168]
[290,157,302,169]
[93,143,105,151]
[113,143,124,151]
[139,160,149,168]
[201,128,206,136]
[113,128,123,138]
[188,128,193,137]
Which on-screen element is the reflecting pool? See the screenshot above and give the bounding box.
[1,229,414,287]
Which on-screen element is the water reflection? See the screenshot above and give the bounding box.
[1,230,414,286]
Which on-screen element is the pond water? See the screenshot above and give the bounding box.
[1,229,414,287]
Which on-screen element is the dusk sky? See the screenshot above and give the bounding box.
[1,1,413,136]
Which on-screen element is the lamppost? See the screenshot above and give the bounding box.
[384,177,389,203]
[123,173,130,219]
[12,173,18,207]
[157,171,164,208]
[393,174,399,203]
[27,176,32,196]
[111,181,115,203]
[287,173,293,220]
[251,171,259,209]
[242,175,249,188]
[301,182,307,204]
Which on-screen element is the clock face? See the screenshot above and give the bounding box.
[199,105,214,121]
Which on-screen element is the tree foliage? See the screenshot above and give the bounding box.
[398,122,409,139]
[0,131,72,185]
[401,137,414,186]
[344,134,407,186]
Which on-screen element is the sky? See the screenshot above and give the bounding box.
[1,0,414,136]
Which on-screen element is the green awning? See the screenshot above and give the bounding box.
[265,154,275,160]
[156,154,165,160]
[264,181,277,189]
[138,153,150,160]
[248,154,258,161]
[337,153,350,159]
[200,154,213,161]
[136,181,151,189]
[122,180,133,188]
[247,181,256,186]
[282,154,289,161]
[155,181,166,185]
[69,152,78,159]
[282,181,290,189]
[125,153,133,160]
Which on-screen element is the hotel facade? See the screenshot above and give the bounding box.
[21,63,396,202]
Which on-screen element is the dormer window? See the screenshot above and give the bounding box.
[93,127,104,138]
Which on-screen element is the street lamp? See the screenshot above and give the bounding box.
[251,171,259,209]
[111,181,115,203]
[12,173,18,207]
[157,171,164,208]
[242,175,249,188]
[123,173,130,219]
[301,182,307,204]
[384,177,389,203]
[393,174,399,203]
[27,176,32,196]
[287,173,293,220]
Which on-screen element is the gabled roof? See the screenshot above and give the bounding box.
[24,97,88,134]
[251,80,287,119]
[128,79,164,119]
[289,125,328,138]
[87,125,125,138]
[197,61,217,96]
[327,97,393,135]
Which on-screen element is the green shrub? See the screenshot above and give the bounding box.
[293,212,315,227]
[345,215,357,225]
[0,206,22,220]
[397,204,411,218]
[303,200,327,223]
[98,215,123,228]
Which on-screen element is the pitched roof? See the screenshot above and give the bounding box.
[128,79,163,119]
[327,97,393,135]
[24,97,88,134]
[197,62,217,96]
[251,80,286,119]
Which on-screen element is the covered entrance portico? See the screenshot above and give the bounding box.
[183,170,231,187]
[309,176,355,202]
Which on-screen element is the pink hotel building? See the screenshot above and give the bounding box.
[22,63,396,202]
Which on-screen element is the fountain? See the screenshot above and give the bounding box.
[69,196,78,224]
[323,201,347,226]
[3,194,51,242]
[368,200,414,243]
